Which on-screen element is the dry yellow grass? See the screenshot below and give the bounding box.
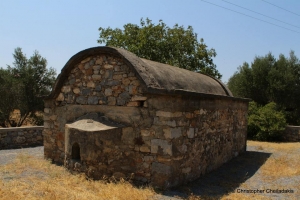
[248,140,300,151]
[248,141,300,177]
[0,153,155,200]
[221,141,300,200]
[0,140,299,200]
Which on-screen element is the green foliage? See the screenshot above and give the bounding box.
[247,101,260,139]
[248,102,287,141]
[0,47,56,127]
[228,51,300,125]
[0,69,24,127]
[98,18,221,79]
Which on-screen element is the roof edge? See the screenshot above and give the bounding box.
[46,46,236,100]
[145,87,251,102]
[209,76,233,97]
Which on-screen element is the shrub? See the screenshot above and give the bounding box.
[248,102,287,141]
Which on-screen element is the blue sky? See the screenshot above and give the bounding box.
[1,0,299,83]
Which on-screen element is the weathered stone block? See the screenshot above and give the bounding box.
[92,75,101,81]
[127,101,141,107]
[104,64,113,69]
[95,58,103,65]
[61,86,71,93]
[166,120,176,127]
[152,162,171,175]
[156,111,182,118]
[200,109,207,115]
[187,128,195,138]
[16,136,26,143]
[116,98,126,106]
[143,156,154,162]
[81,88,91,96]
[107,80,119,86]
[182,167,191,174]
[122,127,134,143]
[104,71,113,80]
[185,112,194,119]
[113,74,123,80]
[73,88,80,94]
[56,93,64,101]
[157,156,172,162]
[50,115,57,121]
[89,59,95,66]
[131,95,147,101]
[93,65,101,70]
[93,85,101,92]
[141,129,153,137]
[44,121,53,129]
[164,128,181,139]
[119,91,130,99]
[88,96,99,105]
[131,80,140,86]
[140,145,150,152]
[87,81,95,88]
[44,108,51,114]
[151,139,172,156]
[104,88,112,96]
[76,96,87,104]
[122,78,130,85]
[129,85,137,95]
[107,96,116,106]
[81,57,91,63]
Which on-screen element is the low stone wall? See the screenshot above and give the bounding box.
[0,126,43,149]
[284,126,300,142]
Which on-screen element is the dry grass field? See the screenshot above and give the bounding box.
[0,140,299,200]
[0,153,154,200]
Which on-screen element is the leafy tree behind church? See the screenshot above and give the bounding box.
[0,48,56,127]
[228,51,300,140]
[98,18,222,79]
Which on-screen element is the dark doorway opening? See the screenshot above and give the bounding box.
[72,142,81,160]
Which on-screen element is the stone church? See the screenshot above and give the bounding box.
[43,46,248,188]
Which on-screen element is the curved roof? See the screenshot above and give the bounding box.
[47,46,233,99]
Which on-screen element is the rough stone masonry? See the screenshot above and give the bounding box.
[0,126,43,149]
[43,46,249,188]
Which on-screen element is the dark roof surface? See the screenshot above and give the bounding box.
[48,46,237,99]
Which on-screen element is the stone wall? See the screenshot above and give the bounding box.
[44,53,248,188]
[44,54,147,163]
[54,54,145,107]
[0,126,43,149]
[44,96,248,188]
[284,126,300,142]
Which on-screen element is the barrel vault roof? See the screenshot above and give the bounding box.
[47,46,234,99]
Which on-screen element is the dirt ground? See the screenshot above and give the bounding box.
[0,141,299,199]
[162,141,300,199]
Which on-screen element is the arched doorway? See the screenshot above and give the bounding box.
[72,142,81,160]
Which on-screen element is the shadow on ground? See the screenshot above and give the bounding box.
[162,150,271,199]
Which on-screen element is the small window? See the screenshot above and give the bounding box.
[72,142,81,160]
[140,101,145,107]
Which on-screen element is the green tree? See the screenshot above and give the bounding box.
[228,51,300,125]
[0,47,56,127]
[0,69,24,127]
[98,18,221,79]
[248,102,287,141]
